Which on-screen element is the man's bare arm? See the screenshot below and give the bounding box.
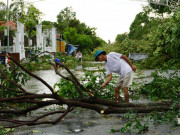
[101,73,112,88]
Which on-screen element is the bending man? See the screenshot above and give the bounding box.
[94,50,136,103]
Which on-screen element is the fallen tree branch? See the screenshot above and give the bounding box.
[0,54,179,128]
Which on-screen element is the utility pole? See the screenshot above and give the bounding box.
[7,0,9,52]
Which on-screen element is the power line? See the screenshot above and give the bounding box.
[130,0,180,11]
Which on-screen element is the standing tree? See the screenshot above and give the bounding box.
[129,6,151,40]
[57,6,76,33]
[57,7,105,53]
[0,0,42,46]
[23,4,42,42]
[0,2,7,21]
[9,0,26,21]
[115,33,128,44]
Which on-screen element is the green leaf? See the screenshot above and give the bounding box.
[32,130,41,133]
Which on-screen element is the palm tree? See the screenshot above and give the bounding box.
[0,2,7,21]
[9,0,26,22]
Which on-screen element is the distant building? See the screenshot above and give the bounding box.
[129,53,149,61]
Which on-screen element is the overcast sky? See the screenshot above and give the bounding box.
[1,0,148,42]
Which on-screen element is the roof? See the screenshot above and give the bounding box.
[0,21,17,30]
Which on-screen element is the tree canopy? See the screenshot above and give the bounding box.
[56,7,105,53]
[111,4,180,69]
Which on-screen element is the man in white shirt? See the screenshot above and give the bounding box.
[76,50,83,61]
[94,50,136,103]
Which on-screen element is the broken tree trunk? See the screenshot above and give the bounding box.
[0,53,179,128]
